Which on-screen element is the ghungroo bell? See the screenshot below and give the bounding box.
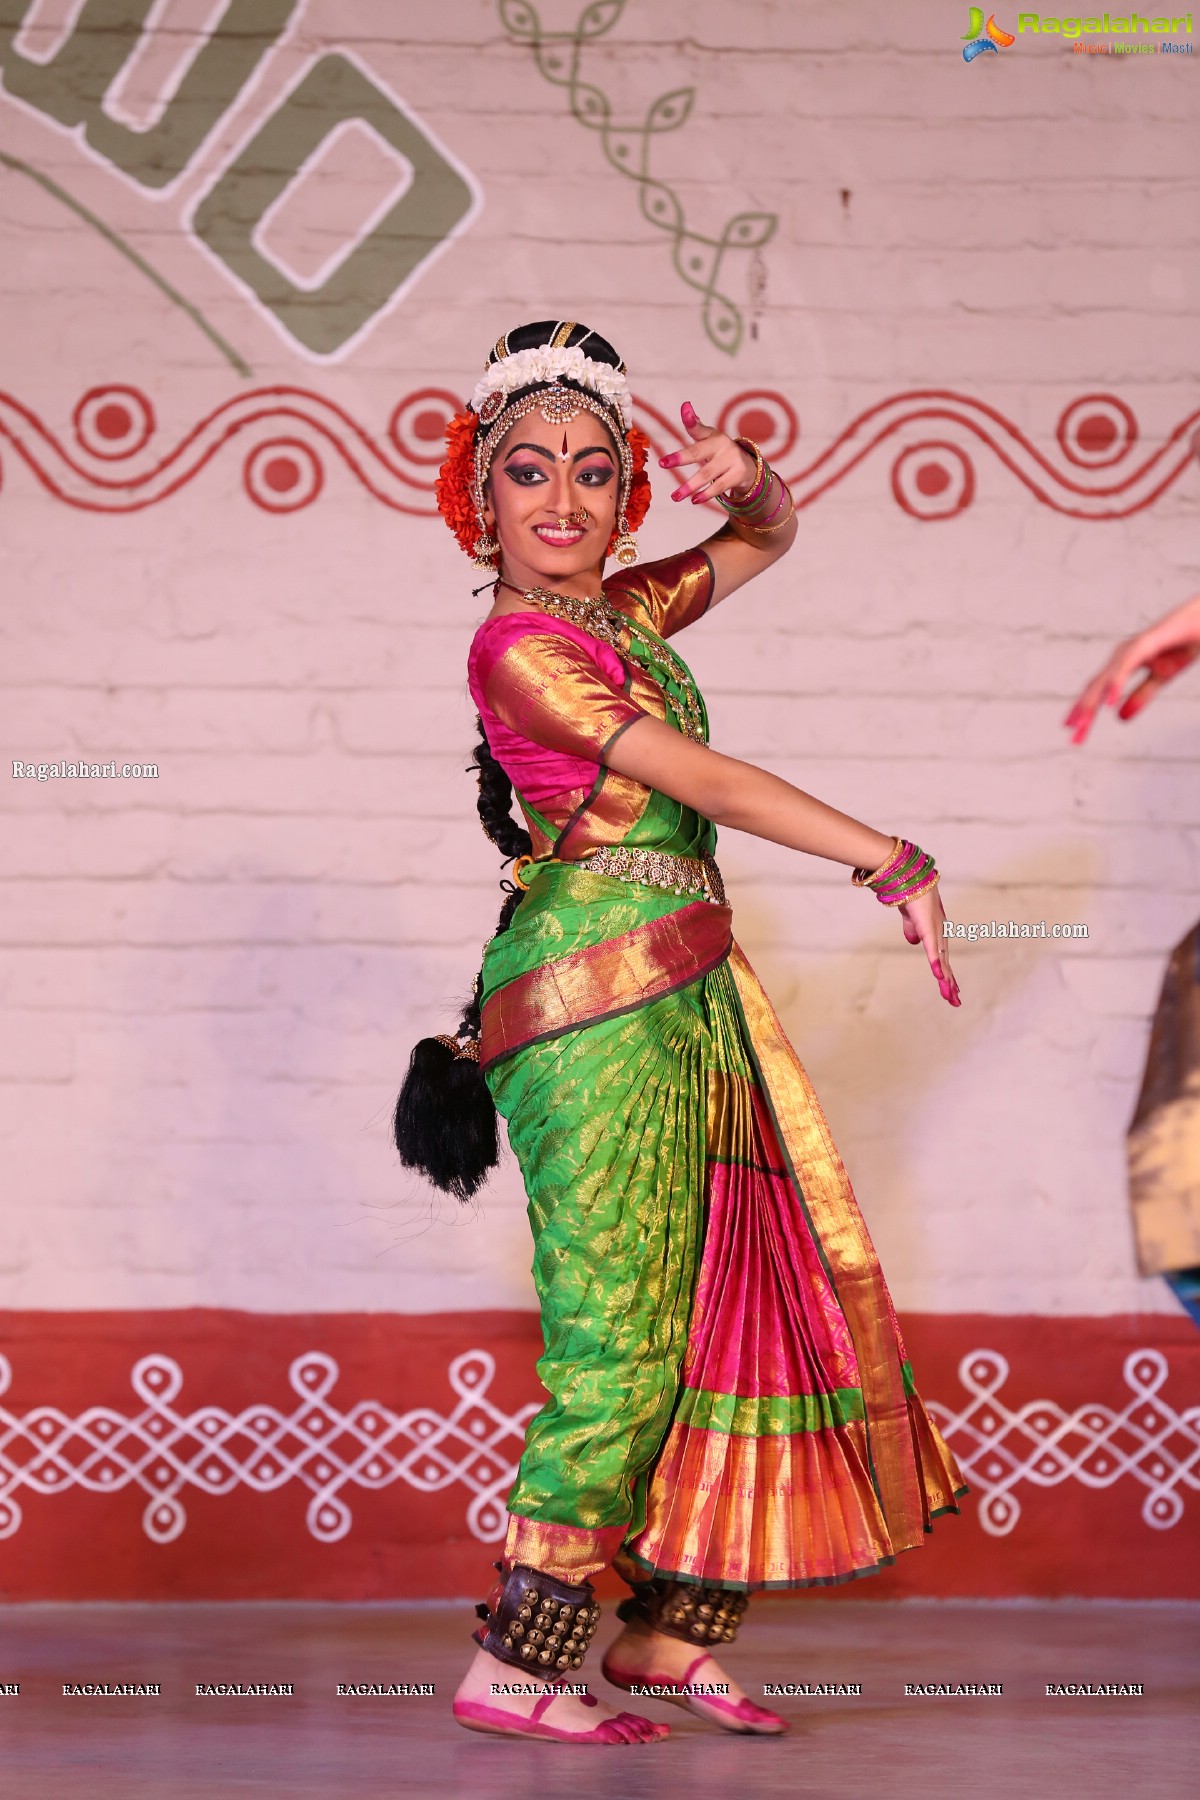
[473,1562,603,1674]
[615,1576,749,1647]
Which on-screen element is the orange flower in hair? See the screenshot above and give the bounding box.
[435,409,481,559]
[613,424,652,550]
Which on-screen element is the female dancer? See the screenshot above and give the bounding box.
[396,321,966,1747]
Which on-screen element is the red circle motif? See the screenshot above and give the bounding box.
[915,462,951,497]
[1056,394,1137,469]
[716,390,799,463]
[387,387,465,465]
[891,442,975,520]
[72,385,156,461]
[243,439,324,513]
[1077,413,1117,454]
[263,457,300,494]
[95,403,132,440]
[735,407,775,444]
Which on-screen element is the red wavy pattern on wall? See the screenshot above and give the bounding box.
[1,386,1196,519]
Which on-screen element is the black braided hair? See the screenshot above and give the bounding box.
[393,719,532,1201]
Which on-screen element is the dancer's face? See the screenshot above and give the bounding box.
[484,407,620,594]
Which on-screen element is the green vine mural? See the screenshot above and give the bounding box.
[497,0,776,356]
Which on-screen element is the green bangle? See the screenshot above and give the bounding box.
[870,843,923,892]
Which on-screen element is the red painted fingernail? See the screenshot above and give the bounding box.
[682,401,696,421]
[932,960,943,979]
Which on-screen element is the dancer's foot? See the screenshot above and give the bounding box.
[601,1620,788,1735]
[453,1645,670,1743]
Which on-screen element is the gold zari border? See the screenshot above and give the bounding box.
[480,902,732,1069]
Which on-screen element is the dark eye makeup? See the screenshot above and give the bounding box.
[503,461,615,487]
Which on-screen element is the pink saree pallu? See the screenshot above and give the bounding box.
[627,946,965,1588]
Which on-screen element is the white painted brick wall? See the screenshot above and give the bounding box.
[1,1,1197,1315]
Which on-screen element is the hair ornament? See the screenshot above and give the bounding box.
[470,345,633,430]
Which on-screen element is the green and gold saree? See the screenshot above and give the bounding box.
[466,548,965,1591]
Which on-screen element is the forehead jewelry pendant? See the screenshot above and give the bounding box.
[539,385,581,426]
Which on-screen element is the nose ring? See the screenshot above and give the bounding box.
[556,508,591,530]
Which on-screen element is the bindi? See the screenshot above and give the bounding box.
[561,432,570,459]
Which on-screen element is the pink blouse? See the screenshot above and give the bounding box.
[466,547,714,837]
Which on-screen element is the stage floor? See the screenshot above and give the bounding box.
[1,1598,1196,1798]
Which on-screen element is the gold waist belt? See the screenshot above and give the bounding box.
[573,845,727,906]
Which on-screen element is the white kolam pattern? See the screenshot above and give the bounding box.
[926,1348,1200,1537]
[0,1347,1195,1545]
[0,1348,538,1545]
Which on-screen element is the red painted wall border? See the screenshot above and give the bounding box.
[0,1309,1196,1601]
[2,385,1195,519]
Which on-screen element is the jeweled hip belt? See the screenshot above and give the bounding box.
[572,845,727,906]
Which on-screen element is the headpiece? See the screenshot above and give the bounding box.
[435,321,651,570]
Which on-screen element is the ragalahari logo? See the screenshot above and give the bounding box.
[962,9,1017,56]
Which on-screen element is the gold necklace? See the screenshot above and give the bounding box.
[497,580,706,743]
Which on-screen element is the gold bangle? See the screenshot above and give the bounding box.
[722,437,766,504]
[851,835,904,888]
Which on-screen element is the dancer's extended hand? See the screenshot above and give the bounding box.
[898,882,960,1007]
[1064,594,1200,744]
[658,401,758,502]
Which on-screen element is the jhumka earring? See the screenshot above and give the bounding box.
[612,508,638,567]
[472,511,499,570]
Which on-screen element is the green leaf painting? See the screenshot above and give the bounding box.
[498,0,776,356]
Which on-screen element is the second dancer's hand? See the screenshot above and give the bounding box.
[898,883,960,1007]
[1064,593,1200,744]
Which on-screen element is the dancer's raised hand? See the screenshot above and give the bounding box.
[658,401,758,503]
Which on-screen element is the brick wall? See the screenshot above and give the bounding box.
[2,0,1198,1331]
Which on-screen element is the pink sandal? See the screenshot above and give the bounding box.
[454,1688,666,1743]
[602,1647,788,1736]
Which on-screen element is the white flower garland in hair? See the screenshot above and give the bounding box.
[470,346,633,430]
